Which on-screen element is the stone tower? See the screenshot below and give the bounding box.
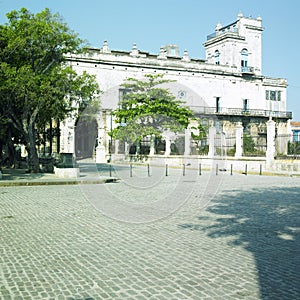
[204,12,264,75]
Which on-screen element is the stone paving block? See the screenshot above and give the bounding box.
[0,173,299,299]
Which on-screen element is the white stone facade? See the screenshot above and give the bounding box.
[63,13,292,161]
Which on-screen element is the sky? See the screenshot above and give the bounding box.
[1,0,299,120]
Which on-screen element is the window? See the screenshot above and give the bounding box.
[270,90,276,101]
[277,91,281,101]
[265,90,282,101]
[118,89,131,125]
[215,50,220,65]
[216,97,221,113]
[119,89,131,108]
[243,99,249,111]
[265,90,270,100]
[241,48,248,71]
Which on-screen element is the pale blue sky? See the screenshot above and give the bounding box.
[1,0,299,120]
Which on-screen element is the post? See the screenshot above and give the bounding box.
[147,164,150,177]
[230,164,233,175]
[199,163,202,176]
[149,134,155,156]
[184,128,191,156]
[130,164,133,177]
[208,126,216,158]
[165,164,168,176]
[96,111,107,163]
[165,138,171,156]
[259,164,262,176]
[216,164,218,175]
[235,122,243,158]
[266,118,276,169]
[183,164,186,176]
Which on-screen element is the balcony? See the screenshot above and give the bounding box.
[241,66,254,74]
[190,106,293,119]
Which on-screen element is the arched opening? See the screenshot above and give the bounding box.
[75,117,98,159]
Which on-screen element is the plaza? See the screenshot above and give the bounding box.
[0,165,299,299]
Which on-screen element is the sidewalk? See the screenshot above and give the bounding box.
[0,164,118,187]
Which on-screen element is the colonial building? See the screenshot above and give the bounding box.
[62,12,292,162]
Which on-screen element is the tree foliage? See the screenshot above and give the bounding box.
[112,74,193,143]
[0,8,100,172]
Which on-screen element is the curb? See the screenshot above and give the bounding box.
[0,177,119,187]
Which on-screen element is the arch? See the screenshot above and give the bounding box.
[75,117,98,159]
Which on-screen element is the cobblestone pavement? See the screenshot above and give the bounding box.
[0,165,299,300]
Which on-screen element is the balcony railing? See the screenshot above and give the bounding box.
[190,106,292,119]
[241,66,254,74]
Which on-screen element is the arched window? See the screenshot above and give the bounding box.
[241,48,248,71]
[215,50,220,65]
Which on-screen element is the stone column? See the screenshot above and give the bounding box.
[208,126,216,157]
[184,128,191,156]
[60,117,76,154]
[266,118,276,167]
[235,122,243,158]
[114,140,119,155]
[165,138,171,156]
[162,129,171,156]
[96,111,107,163]
[149,134,155,156]
[124,142,129,155]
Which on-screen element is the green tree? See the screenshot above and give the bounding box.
[112,74,193,153]
[0,8,100,172]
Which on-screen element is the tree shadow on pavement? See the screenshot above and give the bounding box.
[179,186,300,300]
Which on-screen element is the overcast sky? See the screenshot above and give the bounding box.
[1,0,299,120]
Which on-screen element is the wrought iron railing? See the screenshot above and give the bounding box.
[241,66,254,74]
[190,106,292,119]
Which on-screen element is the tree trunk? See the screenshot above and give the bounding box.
[26,109,40,173]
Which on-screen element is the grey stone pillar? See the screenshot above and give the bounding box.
[124,142,129,155]
[60,117,76,154]
[208,126,216,157]
[165,138,171,156]
[184,128,191,156]
[266,118,276,167]
[235,122,243,158]
[149,134,155,155]
[162,129,171,156]
[96,111,106,163]
[114,140,119,155]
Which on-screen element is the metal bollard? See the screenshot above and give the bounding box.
[216,164,218,175]
[147,164,150,177]
[130,164,133,177]
[199,163,202,176]
[183,164,186,176]
[245,164,247,175]
[109,163,112,177]
[259,164,262,176]
[230,164,233,176]
[165,164,168,176]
